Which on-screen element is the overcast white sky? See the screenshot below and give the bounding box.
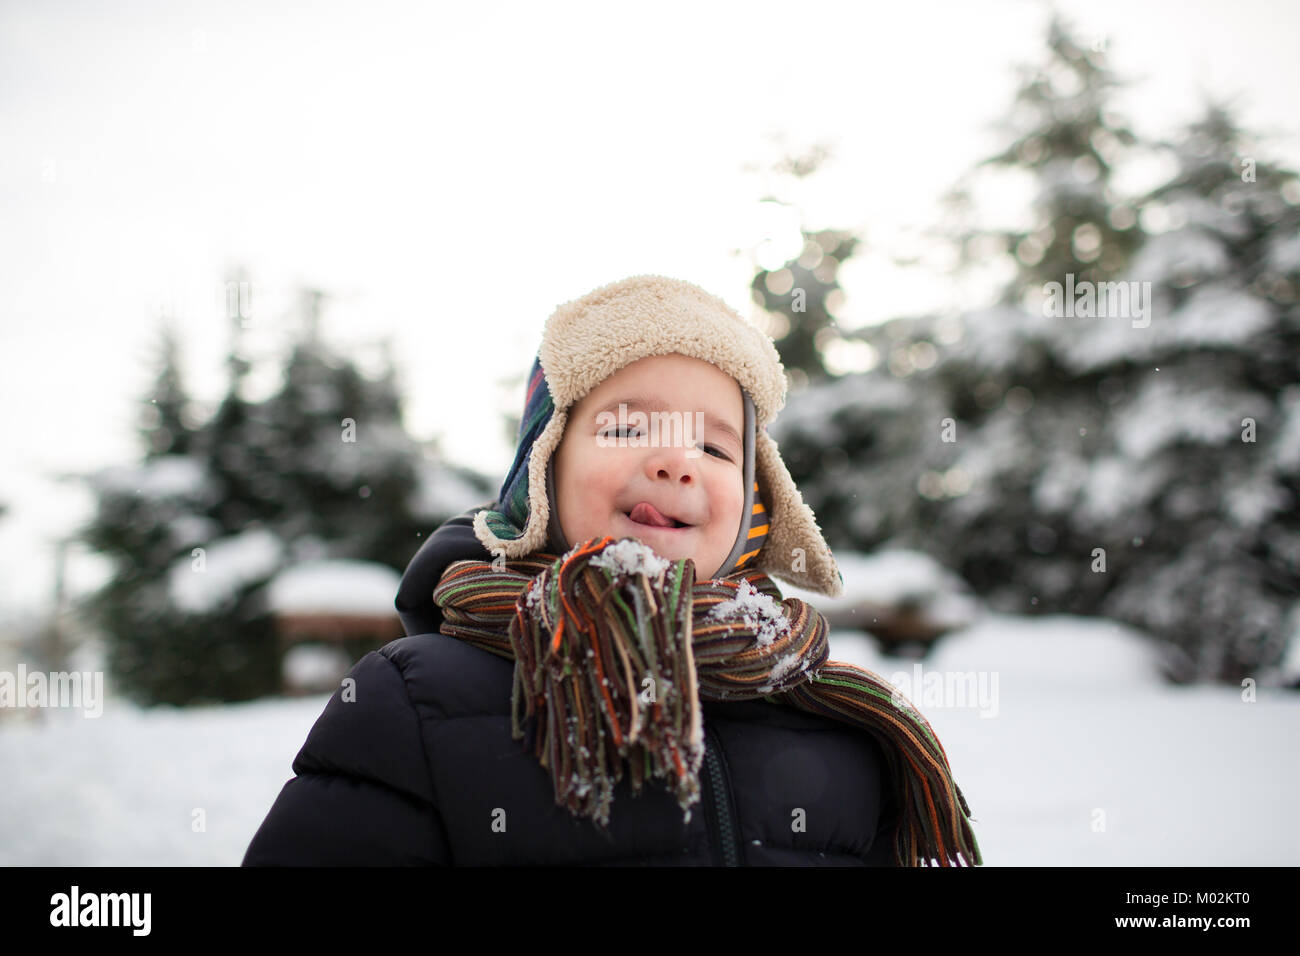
[2,0,1298,616]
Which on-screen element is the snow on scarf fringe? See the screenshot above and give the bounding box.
[432,535,983,867]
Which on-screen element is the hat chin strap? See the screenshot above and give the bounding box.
[544,391,757,580]
[710,389,756,578]
[544,453,570,555]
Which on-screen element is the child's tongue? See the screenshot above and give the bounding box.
[629,502,675,528]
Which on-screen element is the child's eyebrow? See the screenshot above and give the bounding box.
[594,397,743,449]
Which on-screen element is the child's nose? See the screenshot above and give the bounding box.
[642,444,699,484]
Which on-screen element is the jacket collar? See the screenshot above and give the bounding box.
[395,507,493,637]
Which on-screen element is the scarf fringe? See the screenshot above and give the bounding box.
[433,537,983,867]
[510,536,704,827]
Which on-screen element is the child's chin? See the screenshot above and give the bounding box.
[611,514,710,561]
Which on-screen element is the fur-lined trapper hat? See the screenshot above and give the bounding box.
[473,274,844,598]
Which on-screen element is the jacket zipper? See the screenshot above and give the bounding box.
[702,723,742,866]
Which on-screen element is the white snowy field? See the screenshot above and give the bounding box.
[2,613,1298,866]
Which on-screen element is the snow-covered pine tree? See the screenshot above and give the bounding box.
[1051,103,1300,681]
[81,282,492,705]
[958,13,1142,302]
[750,227,860,386]
[778,12,1148,605]
[81,317,242,706]
[747,145,862,386]
[771,15,1300,682]
[138,323,196,459]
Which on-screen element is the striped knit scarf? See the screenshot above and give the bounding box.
[433,534,983,867]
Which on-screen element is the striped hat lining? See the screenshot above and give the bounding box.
[733,480,769,570]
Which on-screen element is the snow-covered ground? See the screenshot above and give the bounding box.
[1,691,325,866]
[2,613,1298,866]
[831,616,1300,865]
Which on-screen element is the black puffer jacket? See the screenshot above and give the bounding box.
[242,509,901,866]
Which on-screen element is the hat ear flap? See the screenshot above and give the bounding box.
[475,404,568,560]
[752,428,843,597]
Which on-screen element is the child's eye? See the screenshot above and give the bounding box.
[602,428,731,461]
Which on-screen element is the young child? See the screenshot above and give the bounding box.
[242,274,981,866]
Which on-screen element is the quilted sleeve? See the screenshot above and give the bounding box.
[241,649,451,865]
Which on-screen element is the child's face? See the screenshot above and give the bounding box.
[552,352,746,580]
